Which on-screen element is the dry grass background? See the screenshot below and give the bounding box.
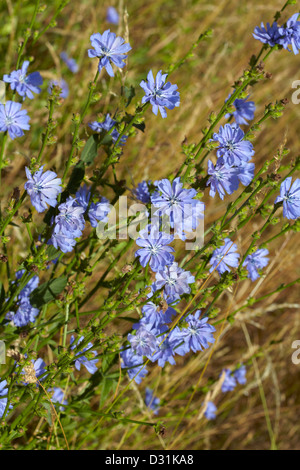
[1,0,300,450]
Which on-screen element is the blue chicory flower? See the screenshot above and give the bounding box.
[175,311,216,354]
[89,113,127,145]
[0,380,13,418]
[132,180,151,203]
[274,177,300,219]
[88,30,131,77]
[3,61,43,99]
[151,177,204,238]
[106,6,119,24]
[234,365,247,385]
[212,123,255,167]
[145,388,160,415]
[25,166,62,213]
[135,225,174,272]
[221,369,237,393]
[0,101,30,140]
[121,348,148,384]
[155,262,195,302]
[48,79,69,98]
[128,326,158,357]
[278,13,300,55]
[49,387,68,411]
[70,336,98,374]
[60,52,79,73]
[204,401,217,420]
[209,238,240,275]
[253,21,281,47]
[207,159,240,200]
[226,94,255,126]
[140,70,180,118]
[76,184,111,228]
[243,248,269,281]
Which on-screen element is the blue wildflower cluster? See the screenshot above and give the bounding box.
[50,185,111,253]
[254,13,300,54]
[207,123,255,200]
[221,365,247,393]
[89,113,127,145]
[0,60,43,141]
[6,270,40,327]
[122,308,215,384]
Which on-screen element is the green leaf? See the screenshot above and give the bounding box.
[80,135,99,165]
[124,85,135,107]
[99,377,118,408]
[30,276,68,308]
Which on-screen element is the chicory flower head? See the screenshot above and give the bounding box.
[128,326,158,357]
[54,196,85,238]
[0,380,13,418]
[155,262,195,302]
[278,13,300,55]
[140,70,180,118]
[253,21,281,47]
[48,79,69,99]
[76,184,111,228]
[70,336,98,374]
[25,166,62,213]
[89,113,127,145]
[207,159,240,200]
[243,248,269,281]
[135,225,174,272]
[151,177,204,237]
[3,61,43,99]
[274,177,300,219]
[0,101,30,140]
[106,6,119,24]
[132,180,151,203]
[60,52,79,73]
[121,348,148,384]
[221,369,237,393]
[204,401,217,420]
[226,94,255,126]
[212,123,254,167]
[145,388,160,415]
[88,30,131,77]
[175,311,216,354]
[209,238,240,275]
